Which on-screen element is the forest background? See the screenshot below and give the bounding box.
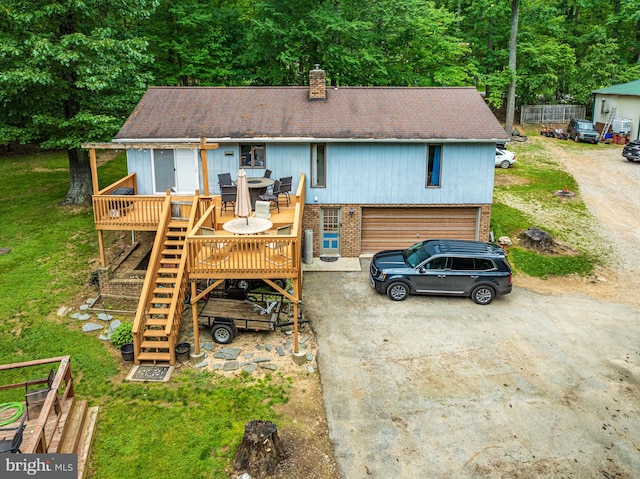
[1,0,639,202]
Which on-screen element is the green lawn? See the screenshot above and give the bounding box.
[492,136,603,278]
[0,151,290,478]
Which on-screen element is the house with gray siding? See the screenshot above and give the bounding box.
[111,67,508,257]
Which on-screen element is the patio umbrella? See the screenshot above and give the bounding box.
[235,168,252,224]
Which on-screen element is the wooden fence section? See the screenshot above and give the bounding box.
[520,104,586,125]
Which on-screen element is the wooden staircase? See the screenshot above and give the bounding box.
[48,398,99,479]
[136,218,189,364]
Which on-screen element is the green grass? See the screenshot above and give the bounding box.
[492,139,600,278]
[0,151,291,478]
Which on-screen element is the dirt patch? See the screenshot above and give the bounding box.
[493,173,530,187]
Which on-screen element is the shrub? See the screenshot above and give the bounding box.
[110,322,133,349]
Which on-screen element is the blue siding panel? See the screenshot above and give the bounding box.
[127,141,495,204]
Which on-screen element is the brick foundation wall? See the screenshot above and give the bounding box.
[303,203,493,258]
[98,267,144,298]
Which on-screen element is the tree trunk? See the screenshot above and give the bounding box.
[233,420,284,477]
[62,148,93,205]
[504,0,519,135]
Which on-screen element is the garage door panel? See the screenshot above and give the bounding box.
[361,207,478,253]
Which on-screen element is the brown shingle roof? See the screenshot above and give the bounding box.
[115,86,508,141]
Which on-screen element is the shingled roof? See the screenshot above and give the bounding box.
[115,85,508,142]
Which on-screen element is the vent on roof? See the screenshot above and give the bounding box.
[309,65,326,101]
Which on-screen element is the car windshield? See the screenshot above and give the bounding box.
[578,121,594,130]
[404,242,431,268]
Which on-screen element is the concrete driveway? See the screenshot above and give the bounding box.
[304,264,640,478]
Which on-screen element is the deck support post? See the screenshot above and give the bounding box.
[200,138,210,196]
[89,148,99,195]
[191,280,201,355]
[97,231,105,267]
[293,276,301,354]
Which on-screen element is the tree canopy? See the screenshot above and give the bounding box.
[1,0,639,202]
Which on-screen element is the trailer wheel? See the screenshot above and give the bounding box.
[211,323,235,344]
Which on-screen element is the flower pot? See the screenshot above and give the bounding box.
[120,343,134,362]
[175,342,191,363]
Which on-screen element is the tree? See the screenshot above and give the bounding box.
[143,0,251,86]
[247,0,475,87]
[0,0,157,204]
[504,0,518,135]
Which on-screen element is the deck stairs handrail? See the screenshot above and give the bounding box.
[132,193,202,364]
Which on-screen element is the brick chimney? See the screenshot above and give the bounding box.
[309,65,326,101]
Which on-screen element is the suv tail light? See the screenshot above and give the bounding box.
[508,272,513,285]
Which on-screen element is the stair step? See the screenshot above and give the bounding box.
[141,340,171,350]
[149,306,170,314]
[59,400,89,454]
[158,267,179,273]
[143,329,168,338]
[155,278,177,285]
[137,352,172,362]
[153,288,173,295]
[146,318,168,326]
[151,297,173,304]
[160,257,182,264]
[164,240,185,246]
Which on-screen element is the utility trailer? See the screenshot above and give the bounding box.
[198,293,284,344]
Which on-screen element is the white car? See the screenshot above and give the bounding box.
[495,148,516,168]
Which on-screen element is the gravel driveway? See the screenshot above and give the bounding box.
[304,140,640,478]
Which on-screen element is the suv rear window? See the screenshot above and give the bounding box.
[450,257,496,271]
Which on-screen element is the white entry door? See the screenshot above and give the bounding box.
[175,149,199,194]
[153,149,199,194]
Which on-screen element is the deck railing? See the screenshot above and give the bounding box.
[93,173,166,231]
[186,174,305,279]
[132,194,174,359]
[0,356,74,453]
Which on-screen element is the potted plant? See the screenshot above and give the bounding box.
[111,322,134,361]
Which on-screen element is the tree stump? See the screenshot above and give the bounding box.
[519,227,557,253]
[233,420,284,477]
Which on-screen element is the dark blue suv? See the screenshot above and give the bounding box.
[369,239,513,305]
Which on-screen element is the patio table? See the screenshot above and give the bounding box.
[247,177,275,209]
[222,217,273,235]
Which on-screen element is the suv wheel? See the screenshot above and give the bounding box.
[387,282,409,301]
[573,134,579,142]
[471,285,495,305]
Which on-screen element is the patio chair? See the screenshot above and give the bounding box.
[258,180,281,214]
[279,176,292,206]
[25,368,55,420]
[253,201,271,220]
[0,414,26,454]
[199,227,231,266]
[220,185,237,214]
[218,172,233,188]
[265,224,292,265]
[264,169,272,178]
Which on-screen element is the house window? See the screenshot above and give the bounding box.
[426,144,442,187]
[240,144,266,168]
[311,144,326,187]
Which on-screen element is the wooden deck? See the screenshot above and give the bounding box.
[0,357,98,478]
[91,171,307,364]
